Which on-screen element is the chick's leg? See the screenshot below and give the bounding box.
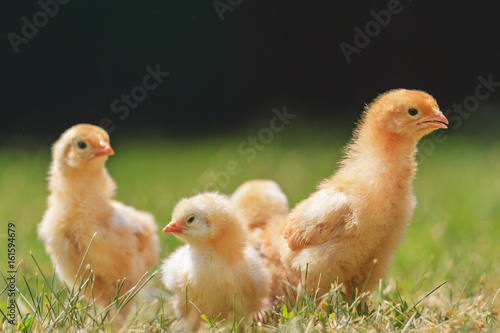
[186,309,201,332]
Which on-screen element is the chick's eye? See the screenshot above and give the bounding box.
[77,141,87,149]
[186,215,196,224]
[408,108,419,116]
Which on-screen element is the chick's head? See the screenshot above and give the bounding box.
[52,124,114,170]
[164,192,243,244]
[363,89,449,141]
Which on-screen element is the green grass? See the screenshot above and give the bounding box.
[0,124,499,331]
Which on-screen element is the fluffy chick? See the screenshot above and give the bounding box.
[231,180,289,305]
[231,179,289,251]
[38,124,160,307]
[281,89,449,299]
[161,192,270,332]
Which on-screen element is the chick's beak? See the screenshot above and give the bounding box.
[163,221,185,234]
[94,145,114,157]
[419,112,449,129]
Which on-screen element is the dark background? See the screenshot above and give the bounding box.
[1,0,499,142]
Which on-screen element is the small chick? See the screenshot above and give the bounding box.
[231,179,289,251]
[161,192,270,332]
[281,89,449,300]
[231,180,289,305]
[38,124,160,310]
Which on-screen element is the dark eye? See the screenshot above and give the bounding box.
[408,108,419,116]
[186,215,196,224]
[77,141,87,149]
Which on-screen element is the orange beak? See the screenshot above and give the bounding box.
[419,112,449,129]
[163,221,185,234]
[94,145,114,157]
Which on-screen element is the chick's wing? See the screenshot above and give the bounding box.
[283,188,351,251]
[111,200,158,253]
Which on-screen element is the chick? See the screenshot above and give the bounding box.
[38,124,160,308]
[161,192,270,332]
[231,180,289,305]
[231,179,289,251]
[281,89,449,300]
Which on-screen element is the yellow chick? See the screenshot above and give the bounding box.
[281,89,449,300]
[38,124,160,309]
[231,180,289,306]
[161,192,270,332]
[231,179,289,250]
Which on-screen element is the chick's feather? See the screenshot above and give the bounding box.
[281,89,448,298]
[231,179,289,251]
[161,192,270,332]
[38,124,160,307]
[231,180,290,307]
